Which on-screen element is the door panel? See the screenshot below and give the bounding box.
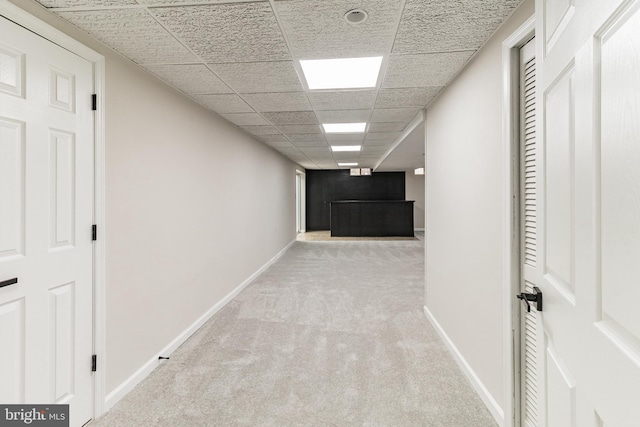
[536,0,640,426]
[545,344,576,427]
[0,16,94,427]
[0,298,25,403]
[49,282,76,403]
[49,68,75,112]
[49,130,76,250]
[0,118,24,260]
[543,64,575,299]
[599,3,640,348]
[542,0,575,53]
[0,44,23,97]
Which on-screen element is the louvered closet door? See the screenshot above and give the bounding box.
[519,37,538,427]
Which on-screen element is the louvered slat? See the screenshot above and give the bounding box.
[521,50,538,427]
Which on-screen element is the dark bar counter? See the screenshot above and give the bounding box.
[330,200,414,237]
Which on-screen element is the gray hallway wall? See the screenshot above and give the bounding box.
[423,0,535,421]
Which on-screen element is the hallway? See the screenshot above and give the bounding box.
[91,238,495,426]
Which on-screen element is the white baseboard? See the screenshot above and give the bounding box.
[414,228,425,232]
[104,240,296,411]
[423,305,504,426]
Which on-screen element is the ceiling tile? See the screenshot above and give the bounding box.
[243,92,311,112]
[221,113,269,126]
[309,90,377,111]
[45,0,518,172]
[262,111,318,125]
[56,9,197,64]
[371,108,419,123]
[240,125,281,135]
[310,158,336,163]
[365,139,394,147]
[314,110,370,123]
[366,132,400,141]
[263,140,295,149]
[286,154,309,164]
[286,134,327,143]
[209,61,304,93]
[37,0,136,6]
[368,122,407,132]
[292,140,328,147]
[300,151,334,162]
[142,64,232,94]
[356,162,377,168]
[273,0,402,59]
[151,3,290,62]
[258,134,290,143]
[361,145,388,154]
[277,125,323,135]
[277,147,305,155]
[138,0,265,4]
[300,146,331,154]
[328,141,363,147]
[360,155,385,163]
[297,162,318,169]
[325,134,364,142]
[359,157,385,163]
[193,94,253,113]
[333,153,362,166]
[383,52,474,88]
[393,0,521,54]
[375,87,443,108]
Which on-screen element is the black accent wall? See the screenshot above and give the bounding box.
[306,170,405,231]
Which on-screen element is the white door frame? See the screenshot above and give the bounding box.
[295,169,306,233]
[0,0,107,418]
[501,15,535,427]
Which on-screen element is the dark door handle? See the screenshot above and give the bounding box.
[0,278,18,289]
[517,287,542,312]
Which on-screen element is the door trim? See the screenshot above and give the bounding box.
[296,169,306,233]
[0,0,107,419]
[501,15,535,427]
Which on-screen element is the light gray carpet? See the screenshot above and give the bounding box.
[91,238,497,426]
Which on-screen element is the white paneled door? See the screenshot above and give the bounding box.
[0,16,94,426]
[536,0,640,426]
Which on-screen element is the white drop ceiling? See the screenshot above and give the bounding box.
[35,0,522,170]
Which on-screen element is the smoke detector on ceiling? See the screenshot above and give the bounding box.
[344,9,368,24]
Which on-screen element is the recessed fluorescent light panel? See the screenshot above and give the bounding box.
[331,145,361,152]
[338,162,358,167]
[323,123,366,133]
[300,56,383,90]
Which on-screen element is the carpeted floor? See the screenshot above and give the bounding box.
[90,238,497,427]
[296,231,418,241]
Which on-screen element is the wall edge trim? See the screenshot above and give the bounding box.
[423,305,505,426]
[103,239,296,412]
